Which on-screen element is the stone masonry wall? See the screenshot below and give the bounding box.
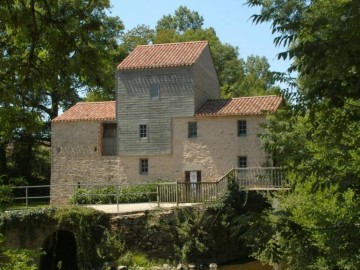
[51,115,268,204]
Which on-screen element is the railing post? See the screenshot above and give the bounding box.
[116,185,120,213]
[157,184,160,207]
[176,182,179,206]
[25,187,28,208]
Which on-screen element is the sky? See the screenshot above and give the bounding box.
[109,0,292,74]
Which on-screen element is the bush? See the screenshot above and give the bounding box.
[0,185,13,210]
[70,183,158,204]
[117,251,165,269]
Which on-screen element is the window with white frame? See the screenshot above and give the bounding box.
[139,124,148,139]
[238,156,247,168]
[140,158,148,174]
[237,120,247,136]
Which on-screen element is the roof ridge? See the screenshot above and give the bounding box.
[137,40,208,48]
[231,95,278,99]
[205,95,279,101]
[76,100,115,105]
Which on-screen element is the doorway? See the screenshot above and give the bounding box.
[185,171,201,202]
[39,230,78,270]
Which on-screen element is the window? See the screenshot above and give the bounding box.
[237,120,247,136]
[140,158,148,174]
[238,156,247,168]
[102,123,117,156]
[150,83,160,99]
[188,122,197,138]
[139,124,148,139]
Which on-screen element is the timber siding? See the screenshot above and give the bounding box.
[117,67,196,155]
[193,46,220,111]
[116,44,219,156]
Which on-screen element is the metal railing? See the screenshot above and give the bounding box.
[10,184,75,209]
[4,168,287,209]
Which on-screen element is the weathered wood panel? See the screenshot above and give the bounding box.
[117,67,195,155]
[193,46,220,111]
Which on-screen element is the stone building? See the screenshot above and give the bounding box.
[51,41,282,204]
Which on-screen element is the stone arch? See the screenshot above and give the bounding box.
[39,230,78,270]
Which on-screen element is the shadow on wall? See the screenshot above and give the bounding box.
[39,230,78,270]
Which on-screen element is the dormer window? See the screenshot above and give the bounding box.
[150,83,160,99]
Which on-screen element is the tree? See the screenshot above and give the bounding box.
[234,55,280,97]
[0,0,123,184]
[239,0,360,268]
[155,6,277,98]
[247,0,360,106]
[156,5,204,33]
[0,0,123,131]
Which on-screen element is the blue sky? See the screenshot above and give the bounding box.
[109,0,292,74]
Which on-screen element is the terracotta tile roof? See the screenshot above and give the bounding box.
[117,41,208,70]
[196,95,282,117]
[52,101,116,123]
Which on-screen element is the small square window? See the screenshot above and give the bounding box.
[238,120,247,136]
[140,159,148,174]
[150,83,160,99]
[238,156,247,168]
[139,124,148,139]
[188,122,197,138]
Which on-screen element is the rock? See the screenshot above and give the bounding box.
[117,267,127,270]
[188,264,196,269]
[209,263,217,269]
[162,264,171,270]
[151,267,161,270]
[176,264,185,270]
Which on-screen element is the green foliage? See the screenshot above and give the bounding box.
[173,207,213,263]
[54,207,110,268]
[0,0,123,185]
[0,207,122,269]
[70,183,158,204]
[243,1,360,267]
[97,229,125,263]
[117,251,165,269]
[0,185,13,210]
[0,207,56,232]
[0,232,37,269]
[0,234,39,270]
[247,0,360,105]
[156,6,204,33]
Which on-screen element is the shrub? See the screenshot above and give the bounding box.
[70,183,158,204]
[117,251,165,269]
[0,185,13,211]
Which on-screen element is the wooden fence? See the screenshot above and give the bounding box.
[157,167,287,204]
[157,171,230,205]
[235,167,286,190]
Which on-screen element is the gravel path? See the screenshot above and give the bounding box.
[86,202,199,214]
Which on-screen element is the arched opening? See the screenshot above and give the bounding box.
[39,230,78,270]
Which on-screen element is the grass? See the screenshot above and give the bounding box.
[2,199,50,211]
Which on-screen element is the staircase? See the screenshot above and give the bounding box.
[157,167,287,204]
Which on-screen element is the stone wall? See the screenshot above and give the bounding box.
[2,205,250,267]
[51,115,268,204]
[110,207,244,264]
